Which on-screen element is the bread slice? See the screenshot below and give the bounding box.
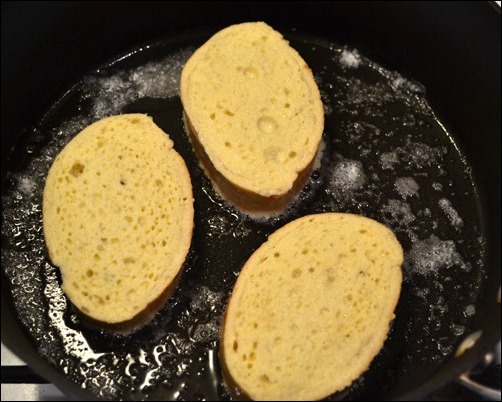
[43,114,194,326]
[180,22,324,215]
[221,213,403,401]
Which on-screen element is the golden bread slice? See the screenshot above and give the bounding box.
[43,114,194,326]
[180,22,324,215]
[221,213,403,400]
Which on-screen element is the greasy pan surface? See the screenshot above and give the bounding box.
[1,2,500,401]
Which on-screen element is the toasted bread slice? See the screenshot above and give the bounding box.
[43,114,194,326]
[221,213,403,400]
[180,22,324,215]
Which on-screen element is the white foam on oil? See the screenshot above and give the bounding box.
[438,198,463,228]
[18,176,37,195]
[381,199,416,226]
[391,75,424,94]
[463,304,476,318]
[405,235,470,276]
[325,159,366,197]
[379,151,399,170]
[432,182,443,191]
[452,324,466,337]
[401,140,447,170]
[395,177,419,199]
[86,48,193,119]
[340,49,361,68]
[379,140,446,173]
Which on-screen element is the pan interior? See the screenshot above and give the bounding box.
[1,30,486,400]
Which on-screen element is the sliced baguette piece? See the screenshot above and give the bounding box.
[221,213,403,401]
[180,22,324,215]
[43,114,194,327]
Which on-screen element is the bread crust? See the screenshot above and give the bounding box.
[184,113,315,216]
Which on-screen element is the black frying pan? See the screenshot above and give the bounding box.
[1,2,500,400]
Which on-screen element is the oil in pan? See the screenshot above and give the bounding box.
[1,30,486,400]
